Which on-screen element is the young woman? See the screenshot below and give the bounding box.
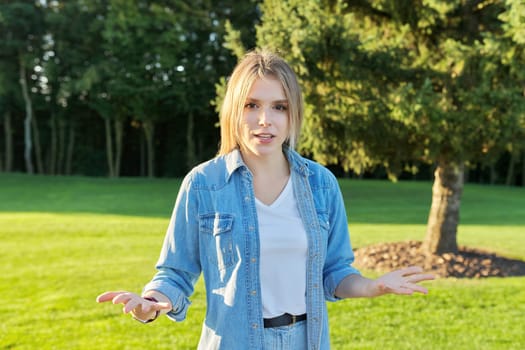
[97,49,434,349]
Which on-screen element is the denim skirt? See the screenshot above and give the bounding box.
[263,320,307,350]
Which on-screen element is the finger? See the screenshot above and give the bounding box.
[404,282,429,294]
[386,284,414,295]
[112,293,135,305]
[141,302,154,313]
[143,301,172,313]
[407,273,436,283]
[96,291,128,303]
[154,302,172,310]
[124,299,141,314]
[399,266,424,276]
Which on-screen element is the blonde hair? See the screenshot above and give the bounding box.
[218,49,304,155]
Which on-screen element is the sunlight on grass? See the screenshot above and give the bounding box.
[1,174,524,349]
[329,277,525,349]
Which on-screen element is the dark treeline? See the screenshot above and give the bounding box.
[0,0,260,178]
[0,0,523,187]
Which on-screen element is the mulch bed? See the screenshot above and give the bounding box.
[353,240,525,278]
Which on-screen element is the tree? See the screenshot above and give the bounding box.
[40,0,97,175]
[252,0,523,254]
[0,0,264,177]
[0,1,45,174]
[492,0,525,186]
[0,59,18,172]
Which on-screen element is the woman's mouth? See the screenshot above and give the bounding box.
[254,133,275,143]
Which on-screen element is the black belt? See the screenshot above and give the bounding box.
[263,313,307,328]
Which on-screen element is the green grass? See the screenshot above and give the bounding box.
[0,173,524,349]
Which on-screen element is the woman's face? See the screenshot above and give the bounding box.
[239,77,289,161]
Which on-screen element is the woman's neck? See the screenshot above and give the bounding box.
[240,149,291,205]
[241,149,289,179]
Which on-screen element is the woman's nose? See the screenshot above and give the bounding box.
[258,108,272,126]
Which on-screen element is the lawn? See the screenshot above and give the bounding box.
[0,173,524,349]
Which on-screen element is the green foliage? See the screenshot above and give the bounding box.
[0,1,45,54]
[0,174,524,349]
[256,0,525,179]
[0,1,522,182]
[500,0,525,45]
[0,1,263,176]
[223,20,247,60]
[0,1,45,103]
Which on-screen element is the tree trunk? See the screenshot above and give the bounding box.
[57,118,67,174]
[522,151,525,187]
[104,118,115,177]
[4,110,13,171]
[49,114,57,174]
[143,120,155,178]
[31,115,44,174]
[104,118,124,177]
[505,151,517,186]
[19,56,34,174]
[186,112,196,169]
[65,120,75,175]
[114,119,123,177]
[139,131,146,176]
[422,160,464,255]
[489,163,497,185]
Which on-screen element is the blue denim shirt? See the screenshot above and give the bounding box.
[144,147,360,349]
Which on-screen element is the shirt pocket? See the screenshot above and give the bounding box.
[199,213,237,271]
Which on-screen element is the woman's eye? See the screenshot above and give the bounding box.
[274,104,288,111]
[245,102,258,109]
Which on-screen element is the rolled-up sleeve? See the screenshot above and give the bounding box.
[322,174,361,301]
[143,174,201,322]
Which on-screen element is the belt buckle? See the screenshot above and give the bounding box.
[290,314,297,325]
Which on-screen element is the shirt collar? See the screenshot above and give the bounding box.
[224,149,245,181]
[224,146,312,182]
[284,146,312,177]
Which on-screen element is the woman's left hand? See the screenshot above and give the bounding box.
[373,266,435,296]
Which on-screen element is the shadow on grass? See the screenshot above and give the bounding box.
[1,174,525,226]
[0,173,181,218]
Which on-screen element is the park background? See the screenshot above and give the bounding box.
[1,0,524,349]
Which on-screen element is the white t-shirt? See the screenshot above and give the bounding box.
[256,175,308,318]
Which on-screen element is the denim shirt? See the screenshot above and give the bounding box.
[144,147,360,349]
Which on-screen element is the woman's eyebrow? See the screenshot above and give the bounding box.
[246,97,288,104]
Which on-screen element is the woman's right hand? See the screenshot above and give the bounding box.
[96,291,172,322]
